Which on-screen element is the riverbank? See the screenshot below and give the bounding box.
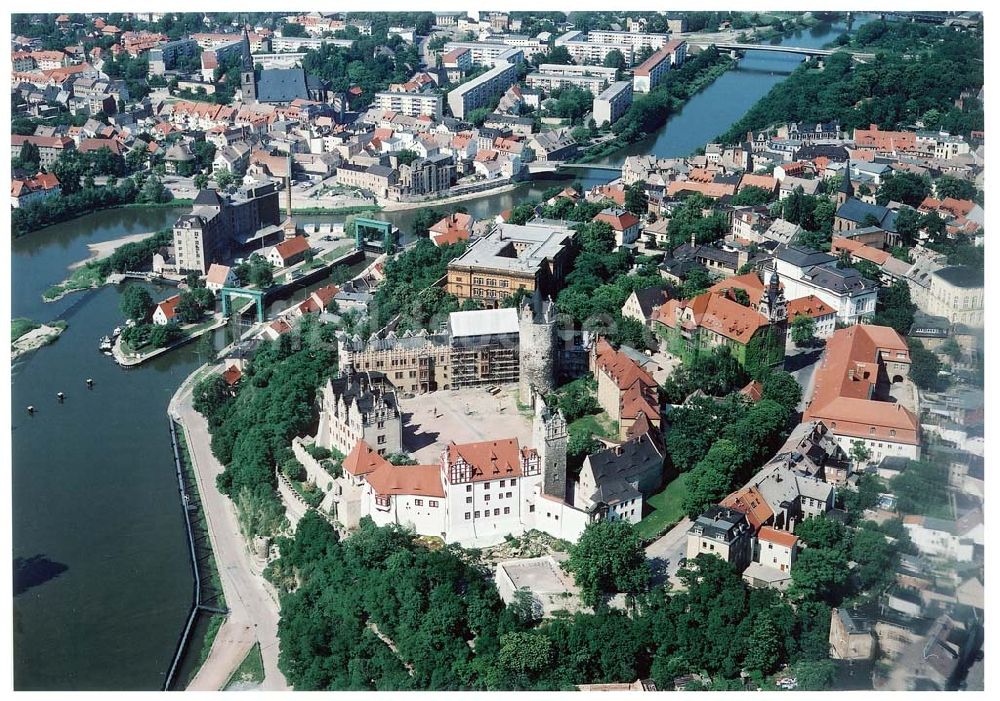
[290,204,381,216]
[69,232,155,270]
[380,182,520,211]
[114,316,227,367]
[12,320,67,359]
[575,50,738,165]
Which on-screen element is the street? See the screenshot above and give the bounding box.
[170,372,290,691]
[645,517,692,586]
[785,341,824,415]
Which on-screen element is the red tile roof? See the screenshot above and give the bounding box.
[722,486,774,531]
[343,440,386,477]
[656,291,770,345]
[222,364,242,386]
[447,438,525,482]
[739,380,764,403]
[593,209,640,232]
[156,294,181,321]
[787,295,835,321]
[803,325,919,445]
[272,235,310,262]
[758,526,798,548]
[366,461,446,498]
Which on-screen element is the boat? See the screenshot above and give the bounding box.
[112,326,122,337]
[99,336,113,352]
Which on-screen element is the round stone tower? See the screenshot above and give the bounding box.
[518,296,557,406]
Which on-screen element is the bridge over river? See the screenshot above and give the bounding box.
[689,41,876,62]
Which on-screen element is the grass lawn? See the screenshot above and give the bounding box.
[569,412,617,440]
[635,473,690,540]
[224,642,264,690]
[11,318,40,342]
[43,264,105,301]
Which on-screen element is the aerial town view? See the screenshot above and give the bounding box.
[8,6,987,695]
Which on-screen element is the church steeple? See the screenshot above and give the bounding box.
[836,159,854,206]
[239,27,257,103]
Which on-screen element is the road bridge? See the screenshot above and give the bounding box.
[689,42,876,62]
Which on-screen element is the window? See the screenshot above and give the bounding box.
[465,512,471,520]
[890,430,896,437]
[870,427,876,435]
[429,500,438,507]
[414,499,423,506]
[510,478,516,486]
[377,421,384,429]
[484,494,490,502]
[466,485,472,492]
[504,507,510,515]
[377,435,386,445]
[484,482,490,490]
[494,508,500,516]
[500,480,505,487]
[506,492,512,498]
[466,496,472,504]
[474,511,480,518]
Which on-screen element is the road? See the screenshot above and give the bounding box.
[645,517,692,586]
[785,341,824,415]
[170,372,290,691]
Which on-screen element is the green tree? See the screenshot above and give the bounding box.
[744,612,783,676]
[194,172,209,189]
[566,520,650,608]
[789,547,849,604]
[790,313,816,346]
[849,440,872,466]
[119,285,154,322]
[908,338,946,391]
[149,321,183,347]
[876,172,930,208]
[602,49,626,69]
[890,460,950,516]
[793,660,837,690]
[934,175,975,201]
[624,181,649,216]
[760,371,802,412]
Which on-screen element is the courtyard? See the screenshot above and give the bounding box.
[398,386,535,463]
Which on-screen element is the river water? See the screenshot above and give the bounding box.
[10,15,862,691]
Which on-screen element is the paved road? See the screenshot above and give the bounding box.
[645,517,692,586]
[785,342,824,414]
[170,374,290,691]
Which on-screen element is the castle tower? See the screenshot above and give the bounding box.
[239,28,257,103]
[518,295,557,406]
[533,392,568,501]
[836,160,854,207]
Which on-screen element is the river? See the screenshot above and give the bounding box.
[10,15,863,691]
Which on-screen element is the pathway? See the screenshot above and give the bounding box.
[170,372,290,691]
[645,517,692,587]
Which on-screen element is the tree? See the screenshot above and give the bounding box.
[119,285,154,322]
[744,612,783,677]
[624,181,649,216]
[849,440,871,466]
[149,322,183,347]
[194,173,209,189]
[682,439,743,518]
[873,280,916,334]
[793,660,837,690]
[934,175,975,201]
[543,45,572,65]
[730,185,773,207]
[566,520,650,608]
[602,49,626,69]
[893,207,921,246]
[794,516,849,553]
[789,547,849,604]
[790,313,816,347]
[17,141,41,169]
[890,459,950,517]
[760,371,802,412]
[908,338,946,391]
[876,172,930,208]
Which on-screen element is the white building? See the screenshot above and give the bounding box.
[316,371,402,458]
[772,245,878,325]
[373,91,443,119]
[593,81,633,127]
[447,61,519,119]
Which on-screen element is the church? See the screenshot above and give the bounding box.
[237,30,330,105]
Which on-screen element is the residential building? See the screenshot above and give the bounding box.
[787,295,837,338]
[772,244,878,324]
[152,294,181,325]
[11,172,61,208]
[588,29,671,54]
[653,277,787,371]
[575,428,664,523]
[632,40,687,93]
[526,129,579,162]
[593,207,641,247]
[446,221,577,307]
[266,234,310,268]
[11,134,75,167]
[526,64,617,96]
[686,506,753,572]
[447,61,519,120]
[621,286,671,326]
[429,212,474,247]
[373,91,443,119]
[591,338,661,441]
[561,39,635,66]
[316,370,402,457]
[923,266,983,328]
[204,263,236,293]
[803,325,920,464]
[829,608,877,660]
[212,142,251,176]
[743,527,798,590]
[593,81,633,127]
[902,515,976,562]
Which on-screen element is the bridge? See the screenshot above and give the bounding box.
[526,161,621,176]
[688,42,876,62]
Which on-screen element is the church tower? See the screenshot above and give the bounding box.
[836,160,854,207]
[532,392,568,502]
[239,28,257,103]
[758,270,787,325]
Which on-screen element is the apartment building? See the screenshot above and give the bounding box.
[442,41,523,67]
[589,29,671,55]
[447,61,519,120]
[631,39,687,92]
[11,134,75,168]
[593,80,634,127]
[562,40,635,66]
[526,63,618,96]
[373,91,443,119]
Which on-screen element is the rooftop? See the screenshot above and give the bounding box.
[448,222,575,275]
